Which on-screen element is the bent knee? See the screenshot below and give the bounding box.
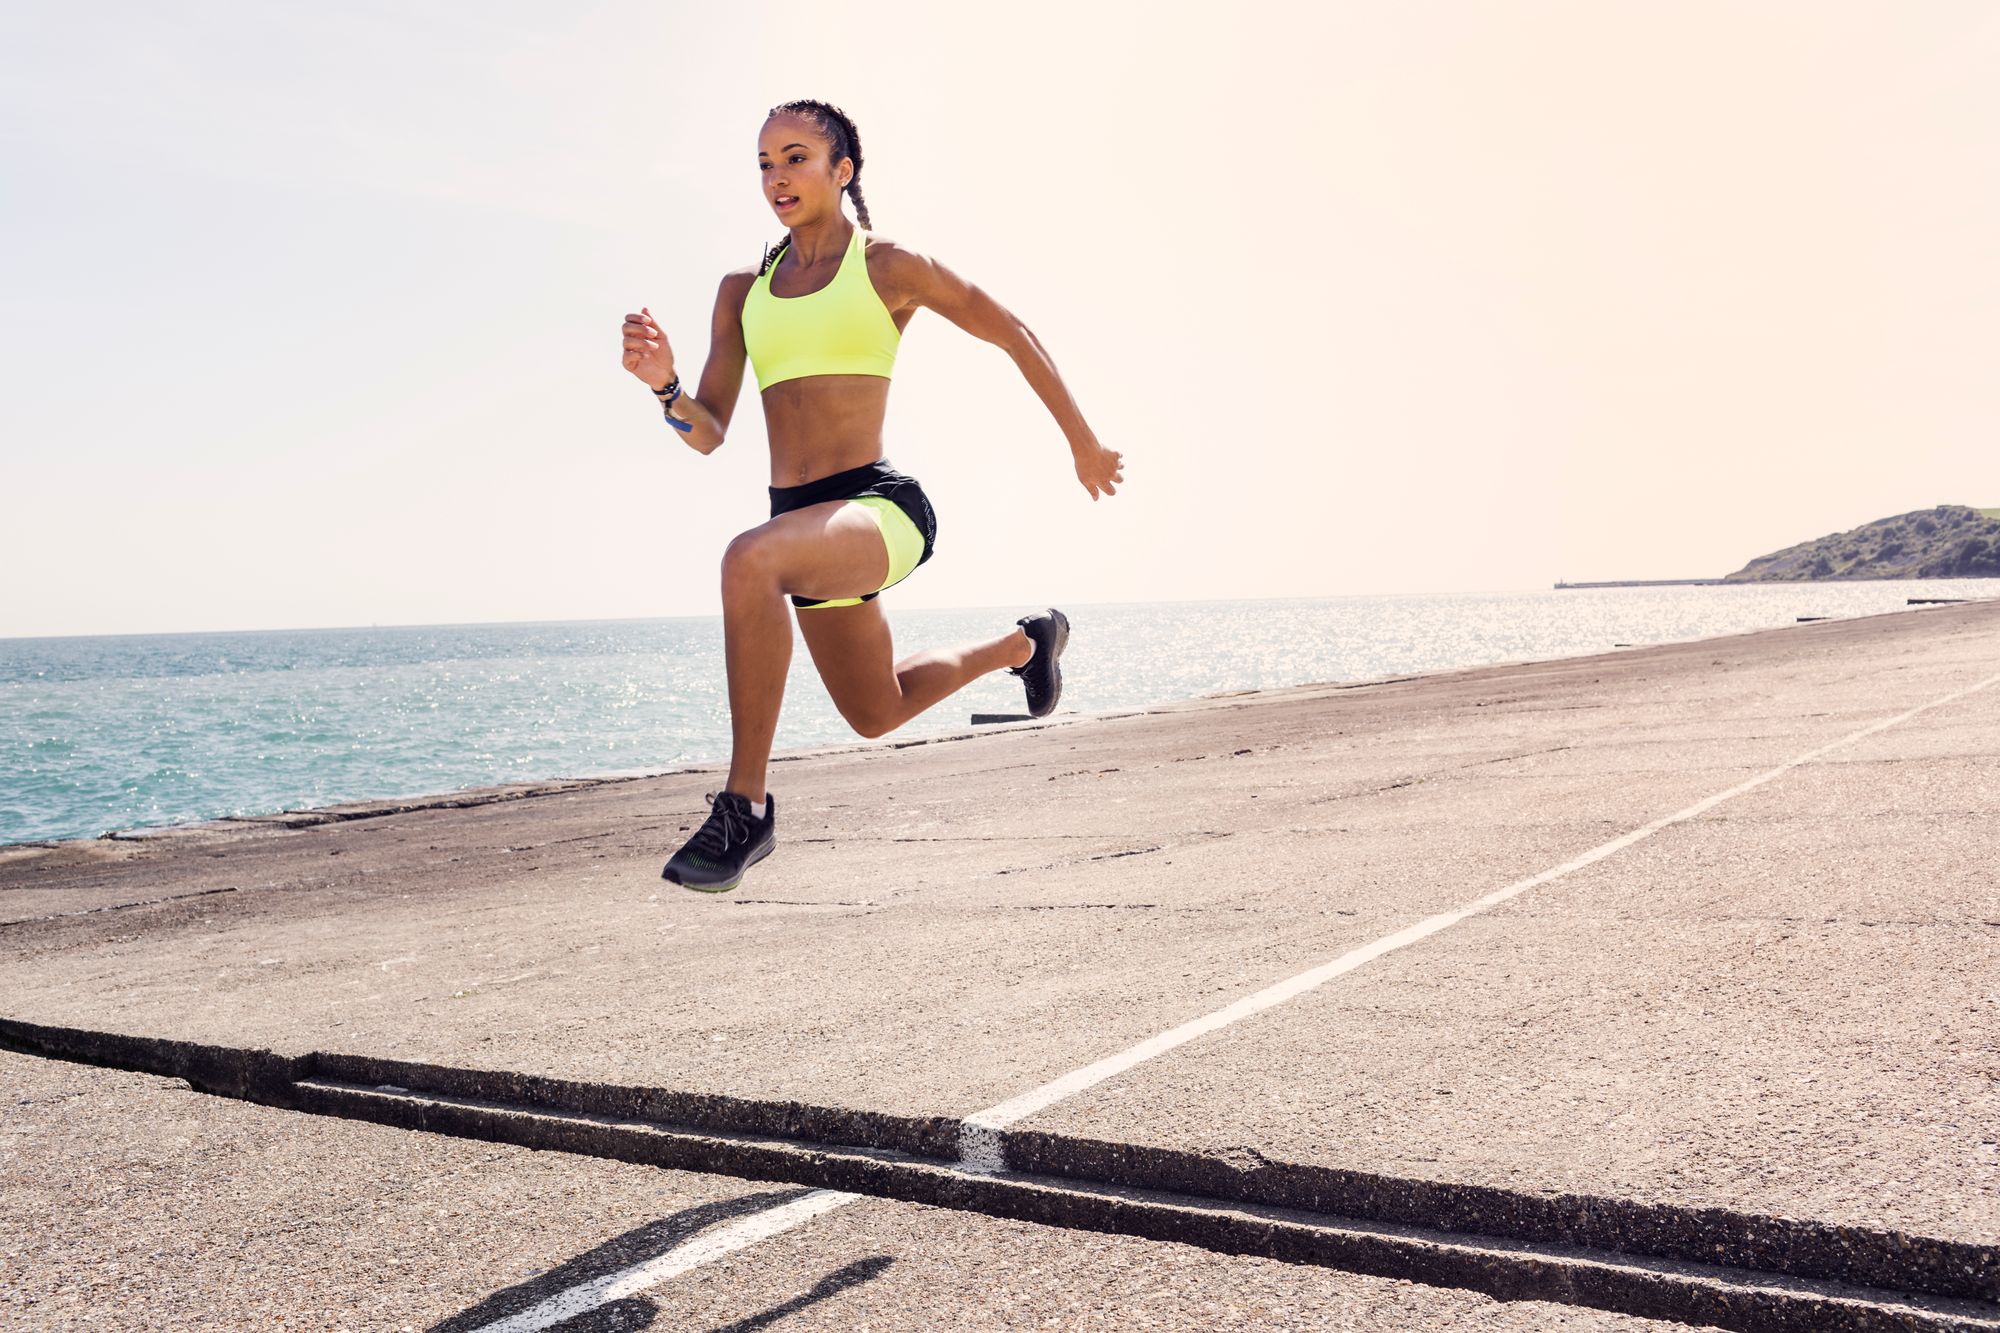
[720,530,781,590]
[841,703,900,740]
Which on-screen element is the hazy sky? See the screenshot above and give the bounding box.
[3,0,1994,638]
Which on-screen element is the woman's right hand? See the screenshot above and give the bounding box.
[622,306,676,390]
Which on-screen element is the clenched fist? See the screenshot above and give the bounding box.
[622,307,676,391]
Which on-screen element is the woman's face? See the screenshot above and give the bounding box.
[758,115,850,227]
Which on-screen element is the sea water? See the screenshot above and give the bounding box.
[3,581,1994,846]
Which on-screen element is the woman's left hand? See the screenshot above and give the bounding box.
[1073,442,1125,501]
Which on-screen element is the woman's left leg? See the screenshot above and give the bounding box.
[799,598,1032,739]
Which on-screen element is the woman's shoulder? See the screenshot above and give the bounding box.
[717,265,761,300]
[863,231,928,263]
[861,233,937,287]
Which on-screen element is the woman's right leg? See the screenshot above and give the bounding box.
[717,500,896,801]
[663,500,895,891]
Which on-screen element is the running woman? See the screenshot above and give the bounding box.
[621,99,1124,893]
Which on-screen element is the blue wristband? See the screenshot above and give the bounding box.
[653,377,693,433]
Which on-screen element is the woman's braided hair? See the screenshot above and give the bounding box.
[759,99,870,276]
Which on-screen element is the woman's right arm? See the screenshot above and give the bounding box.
[621,270,755,456]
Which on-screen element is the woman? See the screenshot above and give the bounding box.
[621,99,1124,893]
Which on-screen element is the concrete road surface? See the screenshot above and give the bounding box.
[3,602,1997,1330]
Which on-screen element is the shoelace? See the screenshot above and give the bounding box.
[687,792,750,857]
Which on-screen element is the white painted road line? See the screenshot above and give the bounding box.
[956,669,2000,1164]
[489,667,2000,1317]
[466,1189,859,1333]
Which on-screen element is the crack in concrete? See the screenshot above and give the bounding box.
[0,884,240,927]
[794,834,1136,845]
[1298,777,1419,808]
[1451,745,1578,771]
[95,775,674,841]
[1011,902,1163,911]
[496,828,637,853]
[994,844,1173,876]
[726,899,881,909]
[2,1017,1990,1332]
[984,830,1249,878]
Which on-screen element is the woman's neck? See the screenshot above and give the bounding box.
[784,214,853,267]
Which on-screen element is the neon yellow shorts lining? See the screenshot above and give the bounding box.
[796,495,926,609]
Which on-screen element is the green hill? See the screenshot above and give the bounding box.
[1725,505,2000,581]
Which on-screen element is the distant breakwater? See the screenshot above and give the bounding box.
[1554,579,1725,589]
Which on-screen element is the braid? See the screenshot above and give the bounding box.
[824,104,871,228]
[767,99,872,229]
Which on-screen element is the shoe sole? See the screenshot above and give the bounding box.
[1029,608,1070,718]
[664,835,775,893]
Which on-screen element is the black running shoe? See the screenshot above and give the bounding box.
[1008,608,1070,719]
[662,791,776,892]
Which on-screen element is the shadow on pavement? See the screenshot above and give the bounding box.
[702,1255,896,1332]
[545,1300,657,1332]
[428,1189,815,1332]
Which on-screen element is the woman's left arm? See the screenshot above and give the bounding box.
[889,244,1125,501]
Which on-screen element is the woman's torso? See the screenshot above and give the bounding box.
[741,225,914,486]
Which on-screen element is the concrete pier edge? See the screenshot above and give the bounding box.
[5,1015,1994,1332]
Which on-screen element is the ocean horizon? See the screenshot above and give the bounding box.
[5,581,1996,847]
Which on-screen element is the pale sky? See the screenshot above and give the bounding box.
[2,0,1994,638]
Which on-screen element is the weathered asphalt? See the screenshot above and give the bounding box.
[3,601,1997,1328]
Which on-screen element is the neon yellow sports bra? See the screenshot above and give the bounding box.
[740,225,901,391]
